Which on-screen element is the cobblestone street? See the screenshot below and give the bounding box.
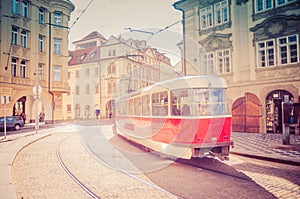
[11,130,176,199]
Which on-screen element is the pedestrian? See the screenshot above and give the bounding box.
[21,112,26,123]
[39,112,45,122]
[95,109,100,119]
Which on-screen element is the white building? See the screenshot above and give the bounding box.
[63,31,177,119]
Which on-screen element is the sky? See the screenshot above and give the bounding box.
[68,0,183,65]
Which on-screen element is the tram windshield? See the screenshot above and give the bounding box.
[171,88,228,116]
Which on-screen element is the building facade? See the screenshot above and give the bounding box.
[174,0,300,133]
[0,0,74,123]
[64,31,177,120]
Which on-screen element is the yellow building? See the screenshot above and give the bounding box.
[174,0,300,133]
[0,0,74,123]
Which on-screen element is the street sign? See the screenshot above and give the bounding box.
[1,96,11,104]
[33,85,42,99]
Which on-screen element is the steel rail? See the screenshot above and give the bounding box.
[56,137,101,199]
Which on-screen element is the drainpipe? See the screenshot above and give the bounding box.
[173,2,186,76]
[48,12,54,124]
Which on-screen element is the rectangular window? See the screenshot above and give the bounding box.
[20,29,27,48]
[21,1,28,18]
[39,7,45,24]
[216,49,231,73]
[85,68,90,77]
[12,0,19,14]
[20,60,26,78]
[276,0,296,7]
[278,35,299,65]
[215,0,229,25]
[38,35,44,52]
[256,0,273,13]
[53,38,61,54]
[94,67,99,76]
[108,65,116,75]
[95,84,99,94]
[108,82,112,94]
[76,70,80,78]
[53,66,61,81]
[12,27,18,45]
[11,58,18,77]
[76,86,79,95]
[54,11,62,27]
[207,53,215,75]
[38,63,43,80]
[86,84,90,95]
[257,40,275,67]
[199,6,213,29]
[67,105,71,113]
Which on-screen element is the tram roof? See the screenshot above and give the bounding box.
[119,75,227,99]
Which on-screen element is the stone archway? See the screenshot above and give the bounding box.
[11,90,52,124]
[265,90,293,133]
[260,84,298,133]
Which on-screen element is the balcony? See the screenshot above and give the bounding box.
[51,82,70,93]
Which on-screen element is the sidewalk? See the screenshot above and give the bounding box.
[0,129,52,199]
[231,132,300,165]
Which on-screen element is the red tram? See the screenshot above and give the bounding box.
[115,76,233,159]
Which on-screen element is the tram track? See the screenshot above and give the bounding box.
[56,137,101,199]
[83,134,180,199]
[55,130,179,199]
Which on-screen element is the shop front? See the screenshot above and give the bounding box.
[265,90,295,134]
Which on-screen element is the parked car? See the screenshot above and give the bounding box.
[0,116,25,131]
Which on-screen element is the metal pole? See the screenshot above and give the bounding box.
[48,12,54,124]
[35,86,39,134]
[4,97,7,139]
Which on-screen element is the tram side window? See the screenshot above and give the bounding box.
[171,89,192,116]
[124,99,129,115]
[210,89,226,115]
[152,91,168,116]
[128,99,134,115]
[116,101,122,115]
[142,95,150,116]
[171,91,181,116]
[134,97,141,115]
[171,88,226,116]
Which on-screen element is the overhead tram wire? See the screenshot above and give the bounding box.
[144,10,197,42]
[70,0,94,30]
[146,20,182,42]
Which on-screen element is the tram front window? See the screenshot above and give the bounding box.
[171,88,227,116]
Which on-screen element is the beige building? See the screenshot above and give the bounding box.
[0,0,74,123]
[64,31,177,119]
[174,0,300,133]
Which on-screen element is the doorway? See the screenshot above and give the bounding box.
[232,93,261,133]
[265,90,293,133]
